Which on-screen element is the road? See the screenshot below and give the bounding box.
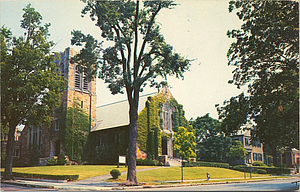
[131,178,300,191]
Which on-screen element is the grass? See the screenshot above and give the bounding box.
[2,165,280,183]
[115,167,271,183]
[1,165,153,181]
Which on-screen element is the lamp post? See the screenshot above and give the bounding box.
[249,159,252,179]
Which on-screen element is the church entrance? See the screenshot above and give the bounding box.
[55,140,61,156]
[162,137,168,155]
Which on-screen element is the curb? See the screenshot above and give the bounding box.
[140,177,300,189]
[15,177,68,183]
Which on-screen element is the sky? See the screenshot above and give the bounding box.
[1,0,246,120]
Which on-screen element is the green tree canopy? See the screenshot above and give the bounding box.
[229,140,247,161]
[173,126,196,161]
[190,114,232,162]
[1,4,64,179]
[217,1,299,155]
[71,0,191,185]
[173,126,196,182]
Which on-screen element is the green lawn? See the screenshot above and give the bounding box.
[2,165,272,182]
[118,167,270,183]
[2,165,152,180]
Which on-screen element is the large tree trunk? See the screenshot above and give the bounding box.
[126,93,139,185]
[3,122,17,180]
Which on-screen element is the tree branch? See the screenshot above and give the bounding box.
[133,0,139,80]
[135,2,161,79]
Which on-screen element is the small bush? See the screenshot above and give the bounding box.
[252,161,267,167]
[47,157,58,166]
[257,169,267,174]
[232,164,248,172]
[57,152,67,165]
[110,169,121,179]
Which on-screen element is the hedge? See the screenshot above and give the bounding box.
[258,167,290,175]
[257,169,267,174]
[1,171,79,181]
[183,161,230,168]
[232,165,290,175]
[136,158,164,166]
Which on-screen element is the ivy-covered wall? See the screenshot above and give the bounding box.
[59,102,90,164]
[137,93,165,158]
[137,91,192,159]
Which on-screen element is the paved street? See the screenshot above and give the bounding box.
[130,178,300,191]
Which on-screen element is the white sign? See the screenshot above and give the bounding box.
[119,156,126,164]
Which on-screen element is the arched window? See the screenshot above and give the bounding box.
[75,66,90,91]
[83,73,89,91]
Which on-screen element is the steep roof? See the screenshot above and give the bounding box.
[92,92,156,132]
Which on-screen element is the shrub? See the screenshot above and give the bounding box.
[252,161,267,167]
[257,169,267,174]
[47,157,58,166]
[57,152,67,165]
[232,164,248,172]
[110,169,121,179]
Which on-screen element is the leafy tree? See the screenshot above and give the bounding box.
[0,4,64,179]
[173,126,196,182]
[71,0,191,185]
[217,0,299,162]
[190,114,232,162]
[229,140,247,161]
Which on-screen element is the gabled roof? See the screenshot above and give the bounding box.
[92,92,156,132]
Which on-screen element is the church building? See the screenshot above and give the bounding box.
[88,86,192,165]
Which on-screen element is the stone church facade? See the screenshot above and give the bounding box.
[18,47,97,165]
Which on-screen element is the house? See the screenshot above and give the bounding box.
[230,129,264,166]
[283,148,300,169]
[88,86,191,165]
[17,47,97,165]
